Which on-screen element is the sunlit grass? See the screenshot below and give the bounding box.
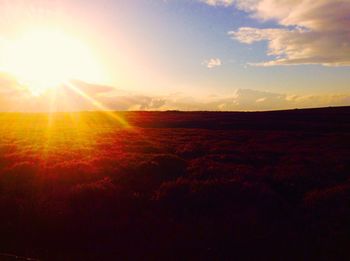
[0,112,131,165]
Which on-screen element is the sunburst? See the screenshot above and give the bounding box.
[1,28,104,96]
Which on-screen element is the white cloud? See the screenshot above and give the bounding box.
[256,97,266,103]
[201,0,235,6]
[209,89,350,111]
[203,58,222,68]
[205,0,350,66]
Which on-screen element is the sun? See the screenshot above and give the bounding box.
[1,29,104,96]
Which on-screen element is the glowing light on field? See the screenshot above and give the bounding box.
[0,28,142,159]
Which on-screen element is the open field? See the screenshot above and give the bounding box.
[0,107,350,260]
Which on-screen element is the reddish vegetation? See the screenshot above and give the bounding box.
[0,107,350,260]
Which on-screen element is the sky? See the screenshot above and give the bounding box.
[0,0,349,111]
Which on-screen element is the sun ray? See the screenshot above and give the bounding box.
[63,81,163,151]
[64,81,130,127]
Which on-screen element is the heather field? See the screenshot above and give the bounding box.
[0,107,350,260]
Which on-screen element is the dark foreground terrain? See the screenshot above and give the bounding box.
[0,107,350,260]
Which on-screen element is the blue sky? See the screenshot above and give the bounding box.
[84,0,349,95]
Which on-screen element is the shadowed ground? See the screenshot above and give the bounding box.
[0,107,350,260]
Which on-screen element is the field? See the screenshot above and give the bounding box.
[0,107,350,260]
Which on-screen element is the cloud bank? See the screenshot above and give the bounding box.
[0,73,348,112]
[206,0,350,66]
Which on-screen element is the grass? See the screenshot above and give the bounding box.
[0,107,350,260]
